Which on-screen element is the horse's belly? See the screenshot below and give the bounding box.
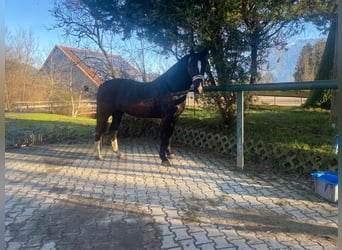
[125,103,161,118]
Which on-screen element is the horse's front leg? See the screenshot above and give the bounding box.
[159,135,171,166]
[110,130,124,159]
[160,117,176,166]
[96,136,104,160]
[166,142,176,159]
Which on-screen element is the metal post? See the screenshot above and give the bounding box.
[337,0,342,248]
[236,90,244,171]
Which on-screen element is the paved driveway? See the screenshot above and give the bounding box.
[5,138,337,249]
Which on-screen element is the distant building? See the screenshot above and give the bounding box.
[40,45,143,99]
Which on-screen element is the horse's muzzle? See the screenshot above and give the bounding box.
[192,75,204,94]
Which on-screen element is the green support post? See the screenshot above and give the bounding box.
[204,80,338,172]
[204,80,338,93]
[236,90,244,171]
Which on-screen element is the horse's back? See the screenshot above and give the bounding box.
[97,78,158,116]
[98,79,135,95]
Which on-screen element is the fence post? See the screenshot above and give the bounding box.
[236,90,244,171]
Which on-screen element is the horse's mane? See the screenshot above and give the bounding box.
[151,54,190,85]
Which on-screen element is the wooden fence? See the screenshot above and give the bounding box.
[11,100,97,114]
[11,90,310,113]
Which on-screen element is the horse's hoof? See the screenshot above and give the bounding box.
[96,155,103,160]
[167,153,176,159]
[117,152,125,159]
[161,160,171,166]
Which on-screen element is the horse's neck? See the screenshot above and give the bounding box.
[154,57,191,92]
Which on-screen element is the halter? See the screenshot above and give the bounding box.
[192,74,204,93]
[192,74,205,83]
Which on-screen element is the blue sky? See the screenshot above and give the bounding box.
[5,0,72,61]
[5,0,172,70]
[6,0,326,69]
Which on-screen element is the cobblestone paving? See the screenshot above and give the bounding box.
[5,138,338,249]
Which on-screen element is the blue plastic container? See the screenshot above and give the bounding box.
[334,135,338,154]
[311,172,338,185]
[311,172,338,203]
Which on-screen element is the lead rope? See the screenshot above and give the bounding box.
[193,94,196,115]
[191,75,205,116]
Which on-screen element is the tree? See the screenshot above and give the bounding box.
[39,51,89,116]
[230,1,310,84]
[294,40,325,82]
[303,17,336,110]
[51,0,162,82]
[305,0,339,125]
[5,28,47,110]
[51,0,124,79]
[118,35,165,82]
[82,0,333,125]
[300,0,338,118]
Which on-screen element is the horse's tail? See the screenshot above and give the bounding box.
[95,83,109,142]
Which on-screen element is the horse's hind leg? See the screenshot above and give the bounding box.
[95,113,110,160]
[109,112,124,158]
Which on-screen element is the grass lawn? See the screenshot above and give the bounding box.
[245,106,337,154]
[5,113,96,140]
[180,105,337,155]
[5,106,338,155]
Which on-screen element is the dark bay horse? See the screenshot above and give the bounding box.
[95,48,208,165]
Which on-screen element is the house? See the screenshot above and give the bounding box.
[40,45,143,100]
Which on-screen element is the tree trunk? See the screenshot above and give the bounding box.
[249,44,258,84]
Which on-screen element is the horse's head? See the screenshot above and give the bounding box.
[187,48,208,94]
